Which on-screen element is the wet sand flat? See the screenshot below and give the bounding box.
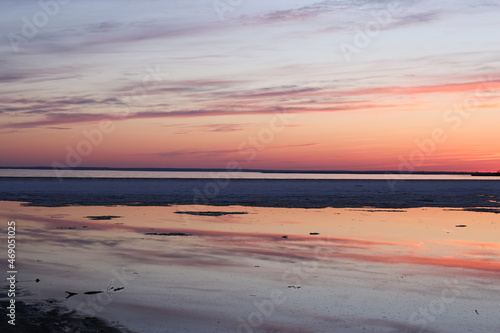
[1,200,499,332]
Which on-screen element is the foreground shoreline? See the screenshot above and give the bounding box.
[1,178,499,208]
[0,294,132,333]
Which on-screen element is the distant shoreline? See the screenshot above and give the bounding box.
[0,166,473,175]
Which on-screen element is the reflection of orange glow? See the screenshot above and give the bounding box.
[434,240,500,249]
[2,202,499,276]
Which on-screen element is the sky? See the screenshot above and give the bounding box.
[0,0,499,172]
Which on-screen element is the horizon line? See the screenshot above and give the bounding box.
[0,166,484,175]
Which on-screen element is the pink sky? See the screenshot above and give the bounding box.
[1,0,499,171]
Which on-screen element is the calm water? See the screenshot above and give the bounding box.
[0,168,497,180]
[1,201,499,333]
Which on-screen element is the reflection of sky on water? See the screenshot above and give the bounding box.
[1,201,499,333]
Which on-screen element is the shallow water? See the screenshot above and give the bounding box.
[1,201,499,332]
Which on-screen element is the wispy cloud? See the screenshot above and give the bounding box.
[389,9,442,27]
[0,102,395,129]
[0,97,123,116]
[241,1,334,25]
[343,79,500,97]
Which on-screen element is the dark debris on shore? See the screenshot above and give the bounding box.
[85,215,123,220]
[0,295,133,333]
[174,211,248,216]
[144,232,192,236]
